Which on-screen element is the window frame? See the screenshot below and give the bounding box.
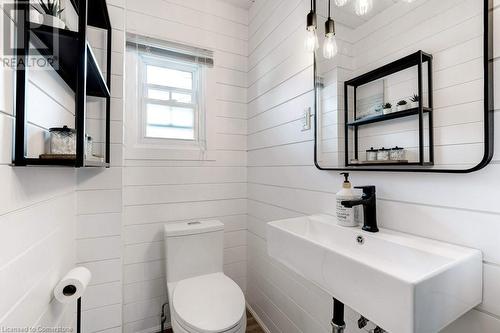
[138,53,204,147]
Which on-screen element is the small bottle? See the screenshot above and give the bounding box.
[336,173,361,227]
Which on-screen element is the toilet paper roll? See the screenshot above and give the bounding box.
[54,267,92,304]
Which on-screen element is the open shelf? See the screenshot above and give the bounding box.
[347,107,432,127]
[30,25,110,98]
[344,50,434,167]
[24,157,77,167]
[84,159,109,168]
[22,158,110,168]
[349,162,434,167]
[13,0,112,168]
[345,51,433,88]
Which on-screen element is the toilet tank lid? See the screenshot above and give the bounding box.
[164,220,224,237]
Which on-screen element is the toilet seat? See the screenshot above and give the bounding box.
[172,273,246,333]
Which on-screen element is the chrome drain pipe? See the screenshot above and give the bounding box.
[331,298,346,333]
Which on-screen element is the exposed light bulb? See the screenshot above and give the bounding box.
[355,0,373,16]
[323,34,338,59]
[334,0,349,6]
[305,28,319,52]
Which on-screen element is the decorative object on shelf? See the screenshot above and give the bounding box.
[40,153,76,160]
[409,94,419,108]
[390,146,406,161]
[305,0,318,52]
[33,0,66,29]
[366,147,378,161]
[377,147,390,161]
[383,102,392,114]
[323,0,338,59]
[396,100,408,112]
[29,8,43,25]
[48,126,76,155]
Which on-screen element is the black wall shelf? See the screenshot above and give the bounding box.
[31,25,110,98]
[344,50,434,167]
[347,107,432,127]
[13,0,112,168]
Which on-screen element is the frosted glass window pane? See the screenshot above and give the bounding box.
[146,103,194,140]
[146,126,194,140]
[147,65,192,89]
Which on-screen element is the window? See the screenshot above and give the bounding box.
[140,56,200,141]
[125,35,216,161]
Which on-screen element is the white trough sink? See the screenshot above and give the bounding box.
[267,214,482,333]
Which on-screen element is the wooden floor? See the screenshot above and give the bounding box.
[164,310,265,333]
[246,310,265,333]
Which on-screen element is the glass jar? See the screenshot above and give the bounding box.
[366,147,378,161]
[377,147,390,161]
[390,146,406,161]
[49,126,76,154]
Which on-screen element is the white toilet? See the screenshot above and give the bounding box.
[164,220,246,333]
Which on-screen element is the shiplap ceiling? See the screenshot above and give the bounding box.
[219,0,255,9]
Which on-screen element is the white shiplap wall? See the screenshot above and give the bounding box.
[122,1,248,332]
[0,2,77,330]
[246,1,500,333]
[75,1,126,332]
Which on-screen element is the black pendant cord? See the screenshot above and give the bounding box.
[328,0,331,19]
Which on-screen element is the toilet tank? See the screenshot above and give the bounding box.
[164,220,224,283]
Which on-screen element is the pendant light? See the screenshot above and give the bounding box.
[323,0,338,59]
[355,0,373,16]
[305,0,319,52]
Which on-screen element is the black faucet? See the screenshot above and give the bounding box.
[341,186,378,233]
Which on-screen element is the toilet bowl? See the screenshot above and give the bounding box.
[164,220,246,333]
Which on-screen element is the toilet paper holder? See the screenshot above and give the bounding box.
[54,267,91,333]
[62,285,82,333]
[77,297,82,333]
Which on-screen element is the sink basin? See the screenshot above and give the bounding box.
[267,214,482,333]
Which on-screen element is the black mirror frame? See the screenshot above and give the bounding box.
[314,0,494,173]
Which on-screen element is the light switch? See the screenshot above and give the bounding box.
[302,107,312,131]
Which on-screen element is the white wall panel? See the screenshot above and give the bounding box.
[246,1,500,332]
[122,0,248,329]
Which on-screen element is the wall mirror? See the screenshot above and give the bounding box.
[314,0,493,172]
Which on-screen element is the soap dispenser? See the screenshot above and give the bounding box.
[336,173,360,227]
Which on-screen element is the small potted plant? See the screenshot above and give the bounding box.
[396,100,408,112]
[383,102,392,114]
[409,94,419,108]
[34,0,65,29]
